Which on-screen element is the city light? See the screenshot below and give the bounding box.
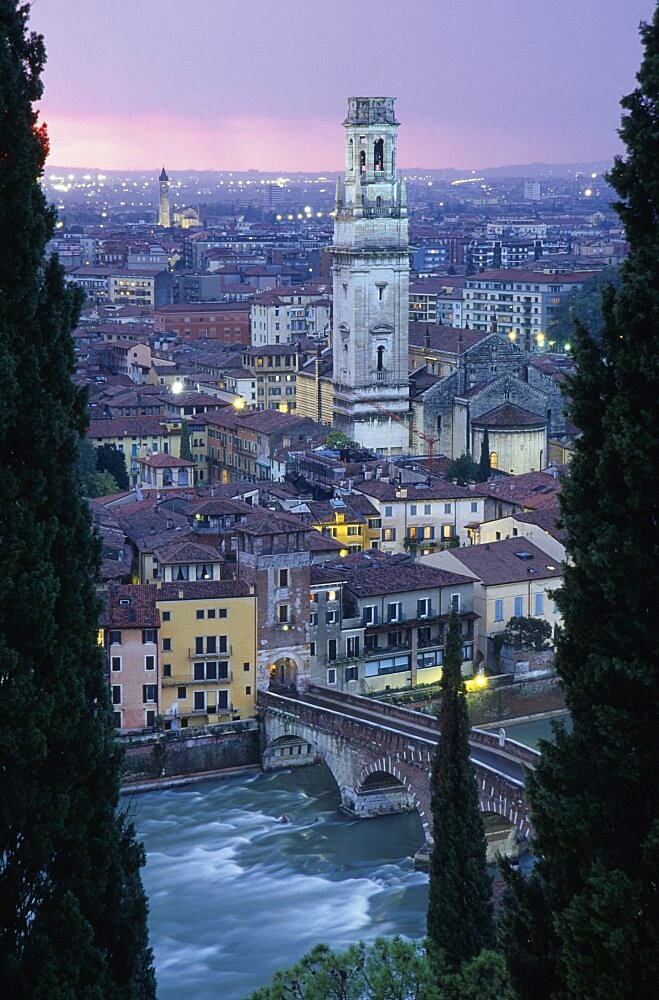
[171,380,184,395]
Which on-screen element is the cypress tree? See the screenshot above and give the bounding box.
[500,11,659,999]
[426,612,493,971]
[478,427,490,481]
[0,5,155,996]
[179,418,193,461]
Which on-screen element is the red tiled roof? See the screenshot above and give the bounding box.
[441,537,562,586]
[472,404,547,428]
[138,453,195,468]
[101,584,160,628]
[158,580,251,601]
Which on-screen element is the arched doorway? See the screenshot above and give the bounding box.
[269,656,298,690]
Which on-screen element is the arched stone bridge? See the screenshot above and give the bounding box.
[257,685,539,849]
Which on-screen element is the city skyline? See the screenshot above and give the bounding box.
[33,0,654,172]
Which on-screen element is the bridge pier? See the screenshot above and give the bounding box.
[339,780,416,821]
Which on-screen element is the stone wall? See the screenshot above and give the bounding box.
[120,720,261,782]
[467,675,564,726]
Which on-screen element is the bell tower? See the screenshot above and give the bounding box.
[331,97,410,454]
[158,166,171,228]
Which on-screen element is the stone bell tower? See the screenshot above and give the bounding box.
[158,166,171,228]
[330,97,410,454]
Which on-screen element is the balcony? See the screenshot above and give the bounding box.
[188,645,232,658]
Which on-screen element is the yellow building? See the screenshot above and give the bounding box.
[157,580,257,728]
[295,348,334,424]
[303,496,381,554]
[87,416,182,487]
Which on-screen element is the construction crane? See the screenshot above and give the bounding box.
[346,386,440,475]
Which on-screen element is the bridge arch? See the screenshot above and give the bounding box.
[356,757,430,840]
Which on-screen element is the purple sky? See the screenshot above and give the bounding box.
[31,0,655,171]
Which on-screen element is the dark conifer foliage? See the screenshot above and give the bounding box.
[0,4,155,996]
[500,10,659,999]
[478,427,490,481]
[426,612,493,971]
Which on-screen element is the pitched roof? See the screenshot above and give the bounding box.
[154,539,223,564]
[472,403,547,428]
[158,580,251,601]
[353,477,483,502]
[512,505,567,543]
[341,559,473,597]
[138,453,195,468]
[442,537,562,585]
[101,584,160,628]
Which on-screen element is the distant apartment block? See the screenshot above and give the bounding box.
[154,302,251,344]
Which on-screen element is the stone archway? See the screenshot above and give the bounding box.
[268,656,298,690]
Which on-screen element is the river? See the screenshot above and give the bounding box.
[133,712,570,999]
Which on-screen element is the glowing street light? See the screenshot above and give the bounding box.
[171,380,184,395]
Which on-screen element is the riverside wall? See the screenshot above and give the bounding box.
[120,720,261,784]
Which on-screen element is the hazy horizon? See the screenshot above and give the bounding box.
[32,1,654,173]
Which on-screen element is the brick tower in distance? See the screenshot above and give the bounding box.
[331,97,410,454]
[236,512,312,692]
[158,166,171,228]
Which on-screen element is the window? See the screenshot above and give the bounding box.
[384,505,393,518]
[109,630,121,645]
[534,592,544,616]
[196,609,204,619]
[494,598,504,622]
[142,685,156,703]
[327,667,337,685]
[244,661,250,672]
[470,501,478,513]
[462,644,474,661]
[278,568,289,588]
[195,636,204,654]
[309,641,316,657]
[162,611,171,622]
[417,598,431,618]
[145,655,155,671]
[146,710,156,727]
[424,504,432,516]
[450,593,461,613]
[410,504,417,515]
[111,685,121,705]
[217,690,229,711]
[444,503,452,514]
[363,605,377,625]
[113,712,122,728]
[111,656,121,672]
[514,595,523,617]
[207,609,216,619]
[163,664,172,677]
[193,691,205,711]
[326,610,338,625]
[142,628,156,643]
[278,605,289,624]
[177,686,187,699]
[346,635,360,657]
[327,639,337,661]
[309,611,318,627]
[163,638,172,651]
[381,527,396,542]
[387,601,402,623]
[218,609,227,619]
[345,665,358,682]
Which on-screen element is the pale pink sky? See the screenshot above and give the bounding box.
[30,0,655,171]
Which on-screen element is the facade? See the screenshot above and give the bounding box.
[250,289,331,346]
[331,97,410,453]
[423,537,563,670]
[352,477,487,554]
[235,512,312,692]
[102,584,161,731]
[109,269,173,309]
[206,408,318,483]
[322,556,477,692]
[158,166,171,228]
[137,453,195,490]
[295,348,334,425]
[462,270,596,347]
[87,415,182,487]
[157,580,257,728]
[154,302,251,344]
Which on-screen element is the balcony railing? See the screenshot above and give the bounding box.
[188,645,232,658]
